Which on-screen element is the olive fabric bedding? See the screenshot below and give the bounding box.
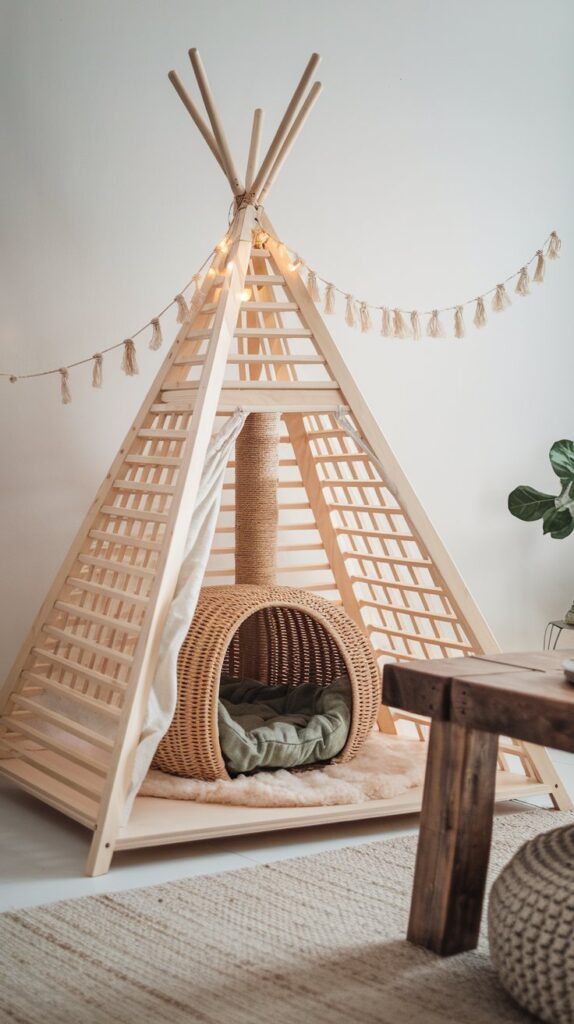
[218,675,352,775]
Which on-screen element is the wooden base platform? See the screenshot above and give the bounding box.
[0,740,552,859]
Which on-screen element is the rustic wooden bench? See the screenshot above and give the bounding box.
[383,649,574,956]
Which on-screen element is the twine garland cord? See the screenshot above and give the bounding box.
[1,245,217,387]
[0,226,563,397]
[256,220,561,334]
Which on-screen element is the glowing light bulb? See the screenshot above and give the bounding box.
[240,288,251,302]
[226,260,234,273]
[217,239,229,254]
[207,267,216,277]
[288,256,302,273]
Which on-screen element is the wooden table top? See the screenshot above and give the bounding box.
[383,649,574,754]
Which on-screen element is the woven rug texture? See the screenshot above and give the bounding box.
[2,808,572,1024]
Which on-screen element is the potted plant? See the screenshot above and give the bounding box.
[508,439,574,624]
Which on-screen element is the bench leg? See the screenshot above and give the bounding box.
[407,720,499,956]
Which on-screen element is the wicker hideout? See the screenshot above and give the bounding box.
[153,584,381,780]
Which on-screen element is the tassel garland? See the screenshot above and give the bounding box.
[533,250,545,284]
[515,267,530,296]
[174,293,189,323]
[454,306,465,338]
[307,269,321,302]
[92,353,103,387]
[345,294,356,328]
[426,310,445,338]
[380,307,392,337]
[121,338,139,376]
[59,368,72,404]
[359,302,372,333]
[324,283,335,315]
[547,231,561,260]
[392,308,407,339]
[492,283,511,312]
[410,311,421,340]
[149,318,163,350]
[473,297,487,328]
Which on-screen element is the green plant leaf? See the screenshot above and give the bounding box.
[549,439,574,481]
[508,486,555,521]
[550,518,574,540]
[542,506,571,535]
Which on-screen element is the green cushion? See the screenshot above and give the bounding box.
[218,675,352,776]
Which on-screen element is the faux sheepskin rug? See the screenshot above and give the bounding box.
[139,732,428,807]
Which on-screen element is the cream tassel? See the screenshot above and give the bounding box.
[359,302,372,333]
[533,250,545,283]
[454,306,465,338]
[392,309,407,339]
[324,283,335,315]
[515,267,530,297]
[380,307,392,337]
[189,274,202,315]
[410,311,421,340]
[92,353,103,388]
[492,283,511,311]
[121,338,139,376]
[149,318,163,350]
[174,293,189,323]
[345,294,356,328]
[59,368,72,404]
[426,310,445,338]
[307,269,321,303]
[547,231,561,260]
[473,297,487,328]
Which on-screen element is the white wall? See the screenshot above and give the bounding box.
[1,0,572,678]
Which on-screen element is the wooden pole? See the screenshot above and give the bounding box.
[167,70,226,175]
[245,108,263,191]
[188,48,244,197]
[249,53,320,201]
[257,82,323,203]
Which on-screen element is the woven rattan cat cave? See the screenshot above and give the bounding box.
[0,49,566,876]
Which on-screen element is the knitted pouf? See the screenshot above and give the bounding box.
[488,825,574,1024]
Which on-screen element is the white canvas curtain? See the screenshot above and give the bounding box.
[125,408,247,816]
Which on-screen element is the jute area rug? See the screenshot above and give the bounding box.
[2,808,571,1024]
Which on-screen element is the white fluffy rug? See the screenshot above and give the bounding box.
[140,732,428,807]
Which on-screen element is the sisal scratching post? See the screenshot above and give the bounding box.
[235,413,280,680]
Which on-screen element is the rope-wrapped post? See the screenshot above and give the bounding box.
[235,413,280,680]
[235,412,280,585]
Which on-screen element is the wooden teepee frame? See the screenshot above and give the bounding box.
[0,50,569,876]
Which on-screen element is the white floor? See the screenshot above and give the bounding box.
[1,750,573,914]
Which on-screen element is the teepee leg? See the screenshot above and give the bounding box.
[86,829,116,877]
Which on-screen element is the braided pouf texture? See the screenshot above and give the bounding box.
[153,584,381,781]
[488,824,574,1024]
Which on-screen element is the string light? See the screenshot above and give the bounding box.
[287,256,302,273]
[240,288,251,301]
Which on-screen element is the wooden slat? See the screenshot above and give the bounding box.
[1,717,109,776]
[0,737,103,800]
[10,694,115,750]
[54,601,142,635]
[100,506,169,524]
[113,480,176,495]
[88,530,163,553]
[77,554,156,579]
[124,455,182,467]
[31,648,129,690]
[66,576,149,605]
[42,625,135,666]
[137,428,189,440]
[21,671,121,717]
